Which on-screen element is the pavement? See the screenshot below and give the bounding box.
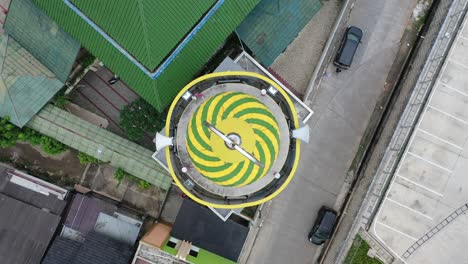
[81,163,166,218]
[244,0,418,263]
[370,11,468,264]
[270,0,341,96]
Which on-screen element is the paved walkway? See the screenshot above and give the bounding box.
[244,0,417,263]
[371,7,468,263]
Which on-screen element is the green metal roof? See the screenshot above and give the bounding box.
[237,0,322,66]
[4,0,80,82]
[32,0,261,111]
[72,0,216,70]
[0,35,63,127]
[28,105,172,190]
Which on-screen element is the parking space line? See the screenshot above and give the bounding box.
[397,175,444,197]
[417,128,463,150]
[386,198,433,220]
[439,83,468,97]
[428,105,468,125]
[407,152,453,173]
[459,35,468,41]
[376,221,418,241]
[448,59,468,70]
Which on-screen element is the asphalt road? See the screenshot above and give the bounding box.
[245,0,418,263]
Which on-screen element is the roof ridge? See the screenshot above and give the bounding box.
[135,0,153,67]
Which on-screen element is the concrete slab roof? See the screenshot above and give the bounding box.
[371,11,468,263]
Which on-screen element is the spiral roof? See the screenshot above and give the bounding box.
[186,92,280,187]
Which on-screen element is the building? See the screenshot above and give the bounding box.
[133,199,248,264]
[43,193,143,264]
[156,59,308,208]
[0,165,68,264]
[30,0,261,112]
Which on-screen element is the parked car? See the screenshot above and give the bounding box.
[334,26,363,70]
[308,206,338,245]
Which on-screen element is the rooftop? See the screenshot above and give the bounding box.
[32,0,261,111]
[171,199,248,262]
[0,165,66,263]
[0,0,79,127]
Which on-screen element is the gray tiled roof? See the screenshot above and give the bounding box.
[0,193,61,264]
[43,232,134,264]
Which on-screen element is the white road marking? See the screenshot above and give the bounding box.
[407,152,453,173]
[376,221,418,241]
[386,198,433,220]
[439,82,468,98]
[397,175,444,197]
[417,128,463,150]
[428,105,468,125]
[448,59,468,70]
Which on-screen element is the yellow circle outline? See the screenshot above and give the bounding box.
[165,71,301,209]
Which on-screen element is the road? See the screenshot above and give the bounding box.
[245,0,418,263]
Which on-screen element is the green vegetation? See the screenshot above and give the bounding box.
[53,94,72,109]
[138,179,151,189]
[119,98,167,141]
[0,116,67,155]
[80,53,96,69]
[344,236,382,264]
[114,167,152,189]
[241,205,258,218]
[77,152,101,164]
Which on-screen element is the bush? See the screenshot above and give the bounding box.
[77,152,101,164]
[138,180,151,189]
[119,98,167,141]
[53,94,72,109]
[114,167,151,189]
[40,136,68,155]
[0,117,67,155]
[80,53,96,69]
[114,168,128,184]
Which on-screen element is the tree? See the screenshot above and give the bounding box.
[119,98,167,141]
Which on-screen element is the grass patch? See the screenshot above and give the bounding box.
[344,235,382,264]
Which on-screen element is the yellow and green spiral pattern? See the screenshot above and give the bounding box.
[186,92,280,187]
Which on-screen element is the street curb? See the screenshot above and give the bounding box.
[237,202,268,264]
[304,0,355,103]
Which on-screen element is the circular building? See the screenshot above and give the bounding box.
[161,71,303,208]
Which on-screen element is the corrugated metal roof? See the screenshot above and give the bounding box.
[32,0,261,111]
[0,193,61,264]
[43,232,134,264]
[27,105,173,190]
[94,213,140,245]
[4,0,79,82]
[172,199,248,262]
[237,0,323,66]
[71,0,216,70]
[0,35,64,127]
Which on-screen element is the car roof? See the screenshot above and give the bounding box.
[347,26,363,38]
[318,210,337,232]
[337,39,359,66]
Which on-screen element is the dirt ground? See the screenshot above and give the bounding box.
[0,142,86,187]
[270,0,341,95]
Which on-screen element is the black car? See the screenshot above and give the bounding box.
[334,26,363,70]
[308,206,338,245]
